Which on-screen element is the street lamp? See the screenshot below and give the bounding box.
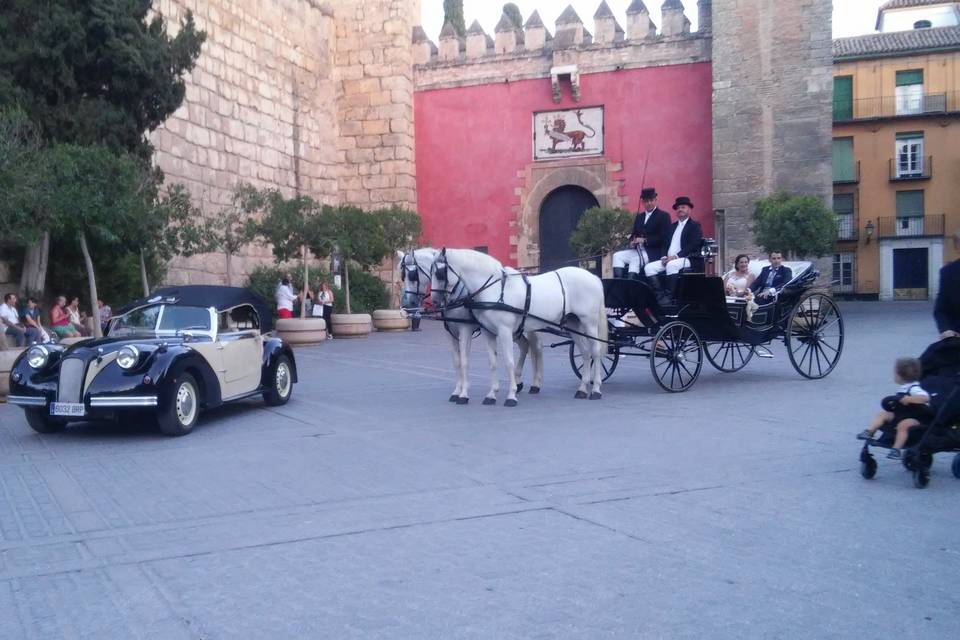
[864,219,875,244]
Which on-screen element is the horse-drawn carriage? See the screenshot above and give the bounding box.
[565,260,844,392]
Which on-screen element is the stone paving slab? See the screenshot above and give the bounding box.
[0,301,957,638]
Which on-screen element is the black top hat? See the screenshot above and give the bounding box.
[672,196,694,210]
[640,187,657,200]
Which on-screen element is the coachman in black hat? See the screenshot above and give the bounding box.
[611,187,672,279]
[643,196,703,304]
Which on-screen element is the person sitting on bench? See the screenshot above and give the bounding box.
[612,187,671,280]
[749,251,793,303]
[643,196,703,305]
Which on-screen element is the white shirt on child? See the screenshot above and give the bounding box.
[897,382,930,401]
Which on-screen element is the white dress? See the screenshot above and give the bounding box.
[725,273,751,296]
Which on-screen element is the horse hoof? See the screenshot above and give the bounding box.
[504,399,518,407]
[589,392,602,400]
[448,394,459,403]
[482,397,496,406]
[529,386,540,394]
[574,391,588,399]
[515,382,524,392]
[456,396,469,405]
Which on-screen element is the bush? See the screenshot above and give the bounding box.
[335,266,388,314]
[752,193,837,258]
[570,207,634,258]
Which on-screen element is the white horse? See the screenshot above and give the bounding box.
[399,248,534,405]
[430,248,608,406]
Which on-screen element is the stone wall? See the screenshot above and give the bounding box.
[711,0,834,262]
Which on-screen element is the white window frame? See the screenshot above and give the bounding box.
[895,82,923,115]
[832,253,855,293]
[895,136,924,177]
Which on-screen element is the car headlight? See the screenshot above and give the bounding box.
[26,345,49,369]
[116,346,140,370]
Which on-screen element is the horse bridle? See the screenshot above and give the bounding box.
[401,252,433,308]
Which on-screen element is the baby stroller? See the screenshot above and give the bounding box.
[860,337,960,488]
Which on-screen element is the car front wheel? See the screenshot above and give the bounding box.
[157,373,200,436]
[264,355,293,407]
[24,409,67,434]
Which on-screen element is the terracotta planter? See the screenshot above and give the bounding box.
[276,317,327,346]
[372,309,410,332]
[0,348,26,401]
[330,313,372,338]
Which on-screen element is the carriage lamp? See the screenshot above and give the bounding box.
[865,220,875,244]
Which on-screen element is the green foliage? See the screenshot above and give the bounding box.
[752,193,838,258]
[442,0,466,37]
[0,109,43,244]
[202,184,265,257]
[503,3,523,28]
[333,267,388,314]
[47,238,164,307]
[569,207,635,258]
[258,190,322,263]
[315,205,389,269]
[376,205,422,254]
[0,1,205,159]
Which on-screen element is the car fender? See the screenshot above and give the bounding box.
[148,348,224,410]
[261,336,298,386]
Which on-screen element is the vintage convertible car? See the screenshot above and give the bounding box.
[6,286,297,436]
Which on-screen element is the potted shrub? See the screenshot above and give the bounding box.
[372,205,422,331]
[313,205,388,338]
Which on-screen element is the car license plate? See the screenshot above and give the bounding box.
[50,402,85,417]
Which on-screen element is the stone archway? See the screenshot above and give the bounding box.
[511,157,624,270]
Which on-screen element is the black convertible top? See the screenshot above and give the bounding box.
[116,285,274,332]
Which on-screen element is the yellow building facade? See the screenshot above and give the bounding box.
[832,15,960,299]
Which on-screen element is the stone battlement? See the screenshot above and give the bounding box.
[414,1,710,92]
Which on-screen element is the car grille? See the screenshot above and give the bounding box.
[58,358,87,404]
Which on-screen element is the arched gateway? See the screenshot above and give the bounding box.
[538,185,599,273]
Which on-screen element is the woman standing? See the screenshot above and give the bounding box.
[275,274,298,319]
[317,281,335,340]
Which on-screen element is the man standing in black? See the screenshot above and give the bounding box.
[611,187,672,279]
[934,230,960,339]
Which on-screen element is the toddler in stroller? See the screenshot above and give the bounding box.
[857,357,933,459]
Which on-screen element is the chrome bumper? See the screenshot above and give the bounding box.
[89,396,158,408]
[7,395,47,407]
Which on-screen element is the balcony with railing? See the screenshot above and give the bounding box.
[836,214,857,241]
[834,91,960,122]
[889,156,932,181]
[833,160,860,184]
[877,214,945,239]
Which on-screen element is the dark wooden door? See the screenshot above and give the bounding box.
[893,247,928,299]
[538,186,599,273]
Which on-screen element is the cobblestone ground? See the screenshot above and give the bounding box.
[0,302,957,639]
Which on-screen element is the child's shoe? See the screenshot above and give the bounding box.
[856,429,874,441]
[886,448,902,460]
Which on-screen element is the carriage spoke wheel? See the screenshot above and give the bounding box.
[786,293,844,379]
[569,342,619,382]
[704,341,755,373]
[650,321,703,392]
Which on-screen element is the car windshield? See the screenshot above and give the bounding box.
[109,304,211,336]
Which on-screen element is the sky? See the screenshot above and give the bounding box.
[421,0,888,42]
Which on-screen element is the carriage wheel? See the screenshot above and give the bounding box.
[650,321,703,393]
[786,293,844,379]
[704,342,755,373]
[569,342,619,382]
[860,457,877,480]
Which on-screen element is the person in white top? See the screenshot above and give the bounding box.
[275,273,299,319]
[857,357,934,459]
[643,197,704,304]
[1,293,40,347]
[723,254,756,297]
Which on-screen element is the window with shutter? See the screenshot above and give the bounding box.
[833,76,852,120]
[895,70,923,115]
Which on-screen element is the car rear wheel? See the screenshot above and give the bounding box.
[264,355,293,407]
[24,409,67,434]
[157,373,200,436]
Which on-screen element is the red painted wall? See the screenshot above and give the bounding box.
[414,62,713,267]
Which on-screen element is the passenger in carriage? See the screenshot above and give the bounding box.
[750,251,793,303]
[856,357,934,459]
[723,254,756,297]
[643,196,703,305]
[611,187,671,280]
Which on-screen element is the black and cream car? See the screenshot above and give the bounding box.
[7,286,297,436]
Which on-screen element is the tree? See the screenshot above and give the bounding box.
[259,190,323,318]
[502,3,524,29]
[314,206,388,314]
[376,206,422,307]
[0,1,205,294]
[570,207,635,259]
[442,0,466,37]
[201,184,265,287]
[752,193,838,259]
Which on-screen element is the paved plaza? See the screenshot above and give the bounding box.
[0,301,957,639]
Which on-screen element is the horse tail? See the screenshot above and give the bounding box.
[597,299,608,344]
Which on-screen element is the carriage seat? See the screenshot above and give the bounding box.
[722,259,813,304]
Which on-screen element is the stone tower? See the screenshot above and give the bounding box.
[711,0,834,259]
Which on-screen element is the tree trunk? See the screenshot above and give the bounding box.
[344,261,351,314]
[139,249,150,297]
[19,232,50,297]
[225,252,233,287]
[78,232,103,338]
[300,244,308,319]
